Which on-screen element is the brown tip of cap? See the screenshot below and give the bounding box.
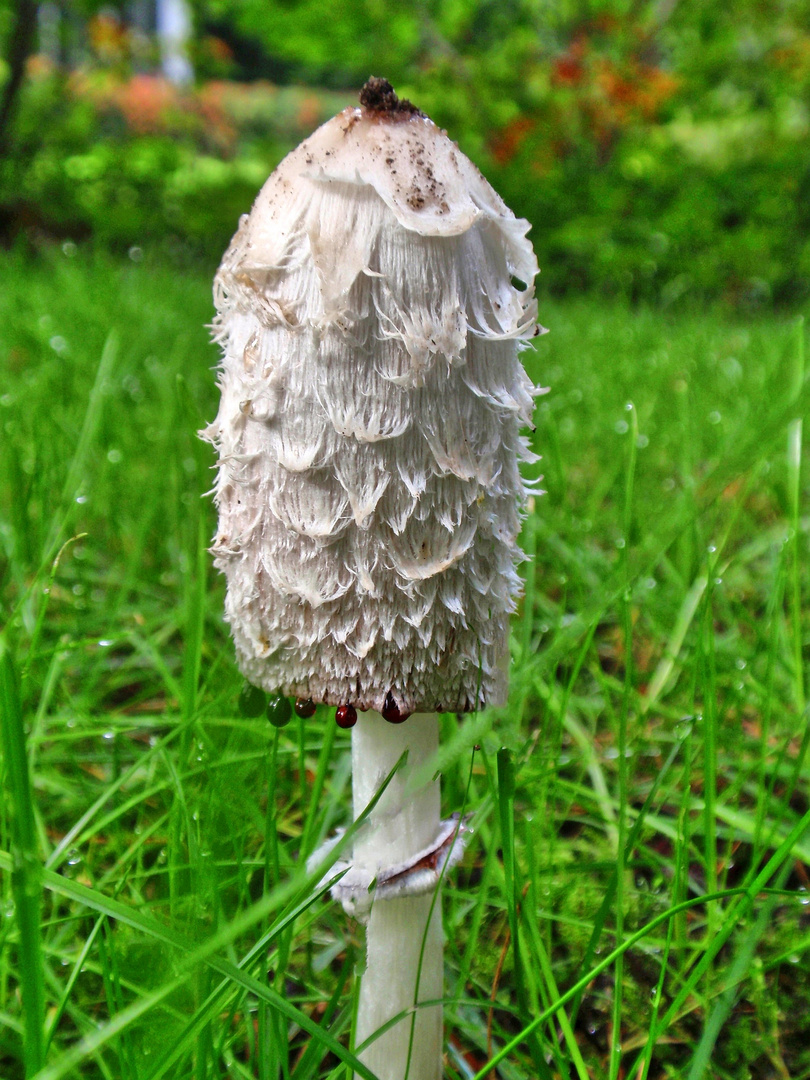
[359,77,423,118]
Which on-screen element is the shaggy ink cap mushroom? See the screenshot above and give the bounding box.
[205,77,544,721]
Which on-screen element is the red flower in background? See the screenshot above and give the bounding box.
[492,25,679,168]
[114,75,178,134]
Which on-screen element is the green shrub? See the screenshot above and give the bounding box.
[3,0,810,306]
[0,67,350,255]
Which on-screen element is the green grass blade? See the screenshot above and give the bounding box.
[495,748,551,1079]
[0,640,45,1075]
[8,859,377,1080]
[787,315,805,714]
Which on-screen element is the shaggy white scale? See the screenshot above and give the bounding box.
[205,78,542,1080]
[204,83,543,719]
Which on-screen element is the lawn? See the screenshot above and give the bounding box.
[1,245,809,1079]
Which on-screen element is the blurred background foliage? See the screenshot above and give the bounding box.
[1,0,809,306]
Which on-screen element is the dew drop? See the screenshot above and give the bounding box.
[382,691,408,724]
[268,695,293,727]
[336,704,357,729]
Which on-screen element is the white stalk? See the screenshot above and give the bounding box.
[351,711,442,1080]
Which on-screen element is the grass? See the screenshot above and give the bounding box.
[0,242,808,1080]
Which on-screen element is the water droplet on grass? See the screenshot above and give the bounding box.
[615,420,629,434]
[675,717,694,740]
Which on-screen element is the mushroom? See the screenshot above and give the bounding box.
[204,78,542,1080]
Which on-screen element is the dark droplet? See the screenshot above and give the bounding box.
[266,695,292,728]
[335,704,357,729]
[382,691,407,724]
[238,682,266,719]
[294,697,316,718]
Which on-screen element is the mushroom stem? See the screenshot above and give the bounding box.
[351,711,443,1080]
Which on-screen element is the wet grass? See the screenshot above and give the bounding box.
[1,244,809,1079]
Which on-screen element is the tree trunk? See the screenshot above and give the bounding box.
[0,0,38,160]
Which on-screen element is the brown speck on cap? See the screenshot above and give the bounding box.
[359,77,423,118]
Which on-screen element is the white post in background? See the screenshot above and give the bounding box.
[38,4,61,63]
[156,0,193,85]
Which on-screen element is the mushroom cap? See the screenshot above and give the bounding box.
[219,94,538,288]
[206,83,543,716]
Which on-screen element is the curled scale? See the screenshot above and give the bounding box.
[204,95,544,715]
